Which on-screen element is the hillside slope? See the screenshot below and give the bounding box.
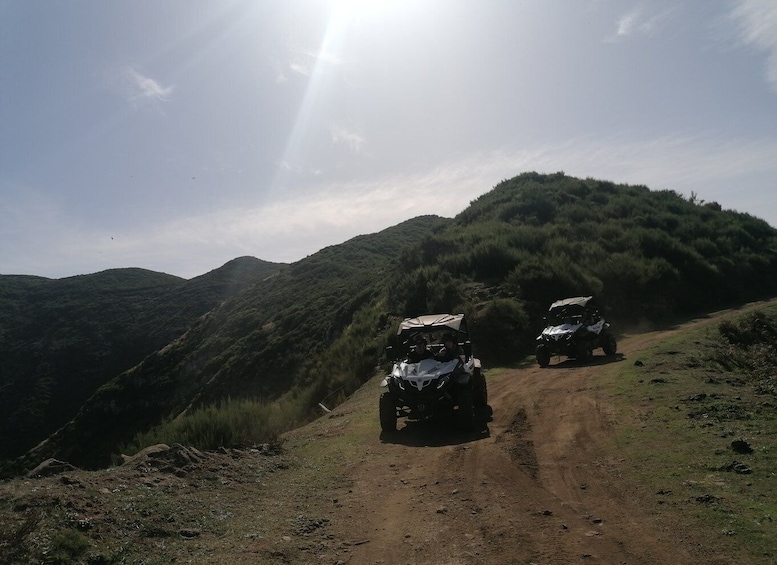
[3,300,774,564]
[5,172,777,478]
[0,257,283,461]
[6,216,448,472]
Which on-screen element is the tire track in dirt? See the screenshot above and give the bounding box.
[328,313,745,564]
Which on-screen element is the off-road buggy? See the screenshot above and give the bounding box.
[535,296,617,367]
[379,313,487,433]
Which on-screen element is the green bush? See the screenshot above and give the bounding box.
[715,310,777,396]
[125,397,281,453]
[45,529,90,564]
[472,298,531,364]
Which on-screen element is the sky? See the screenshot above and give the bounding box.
[2,0,776,280]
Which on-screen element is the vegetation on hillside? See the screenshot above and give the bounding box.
[0,257,283,461]
[118,175,777,465]
[3,173,777,474]
[4,217,447,471]
[608,303,777,560]
[381,173,777,361]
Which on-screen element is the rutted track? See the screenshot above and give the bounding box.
[320,319,729,564]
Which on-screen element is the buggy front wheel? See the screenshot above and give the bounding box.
[379,393,397,433]
[536,344,551,368]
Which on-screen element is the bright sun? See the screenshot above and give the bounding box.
[330,0,398,20]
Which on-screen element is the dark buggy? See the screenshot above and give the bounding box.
[379,313,487,433]
[535,296,617,367]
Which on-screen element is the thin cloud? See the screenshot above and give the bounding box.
[730,0,777,90]
[330,125,365,153]
[608,6,675,42]
[270,58,289,83]
[615,8,641,38]
[305,48,344,66]
[125,67,174,103]
[289,62,311,77]
[288,48,343,78]
[284,38,347,82]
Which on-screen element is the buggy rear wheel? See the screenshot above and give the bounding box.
[457,386,475,431]
[536,344,551,368]
[603,333,617,356]
[472,368,488,407]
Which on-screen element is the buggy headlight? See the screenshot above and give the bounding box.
[436,375,450,389]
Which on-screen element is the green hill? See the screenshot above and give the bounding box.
[380,173,777,362]
[0,257,283,461]
[3,172,777,475]
[4,216,449,471]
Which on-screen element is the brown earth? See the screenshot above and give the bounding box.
[0,312,747,564]
[313,326,706,565]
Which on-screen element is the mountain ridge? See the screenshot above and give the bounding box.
[0,256,285,462]
[2,172,777,476]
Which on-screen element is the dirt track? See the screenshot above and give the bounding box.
[316,323,728,565]
[3,315,748,564]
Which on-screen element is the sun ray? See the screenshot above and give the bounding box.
[272,5,348,190]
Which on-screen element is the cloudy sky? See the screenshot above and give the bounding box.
[2,0,776,279]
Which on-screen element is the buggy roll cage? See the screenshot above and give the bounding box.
[388,313,473,361]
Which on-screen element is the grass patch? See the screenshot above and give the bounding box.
[122,392,311,457]
[600,304,777,563]
[45,529,91,564]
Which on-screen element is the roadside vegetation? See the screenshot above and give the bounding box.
[605,303,777,561]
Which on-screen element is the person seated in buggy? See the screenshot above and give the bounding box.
[435,333,466,363]
[407,336,433,363]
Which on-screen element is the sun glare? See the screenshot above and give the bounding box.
[330,0,401,21]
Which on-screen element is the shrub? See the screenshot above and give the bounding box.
[124,397,283,454]
[715,311,777,395]
[472,298,531,364]
[45,529,90,564]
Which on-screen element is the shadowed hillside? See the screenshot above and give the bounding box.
[4,216,448,471]
[0,257,283,461]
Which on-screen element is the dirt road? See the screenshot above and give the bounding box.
[314,324,726,565]
[4,315,746,564]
